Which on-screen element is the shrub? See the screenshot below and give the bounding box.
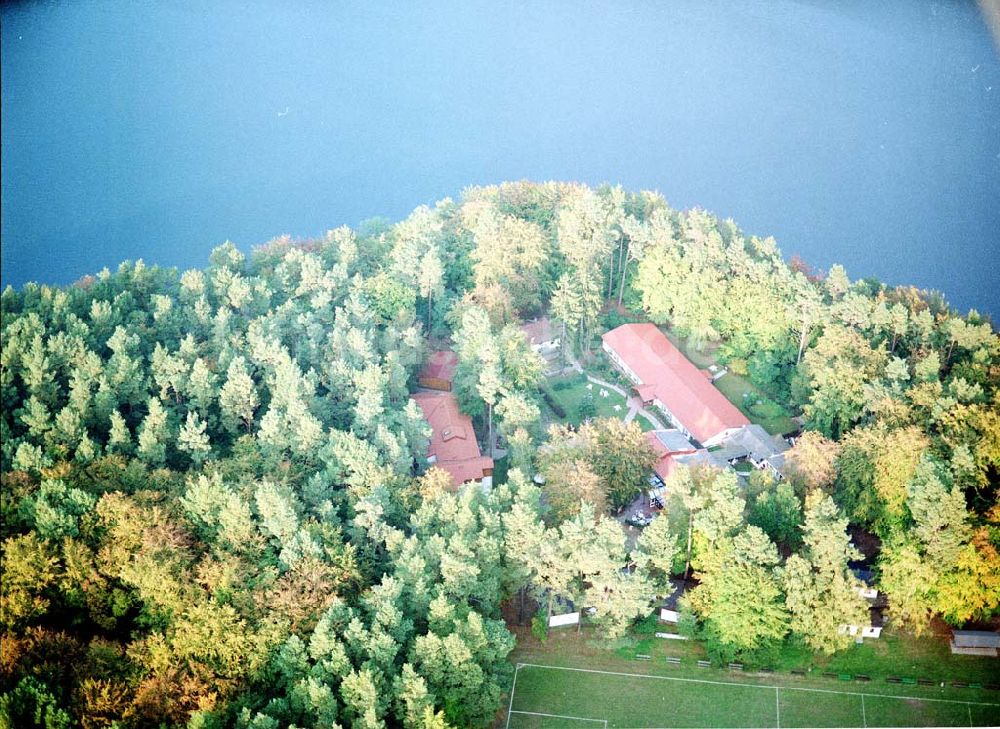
[727,358,748,376]
[632,613,659,636]
[599,307,642,333]
[540,385,566,419]
[531,613,548,642]
[551,373,585,391]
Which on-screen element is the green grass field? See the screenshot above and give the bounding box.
[547,373,661,432]
[548,375,628,426]
[713,372,797,436]
[506,663,1000,728]
[635,413,659,432]
[658,326,799,437]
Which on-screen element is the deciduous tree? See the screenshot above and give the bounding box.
[580,418,656,512]
[781,494,868,653]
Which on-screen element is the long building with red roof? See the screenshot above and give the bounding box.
[602,323,750,446]
[410,391,493,487]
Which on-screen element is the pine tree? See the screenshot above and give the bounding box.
[907,457,971,565]
[686,527,788,661]
[19,395,51,441]
[107,410,132,454]
[417,245,444,333]
[219,356,259,434]
[748,480,803,551]
[581,418,657,512]
[136,396,170,466]
[550,274,584,359]
[878,537,937,636]
[177,410,211,465]
[477,344,502,460]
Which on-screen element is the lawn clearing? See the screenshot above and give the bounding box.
[635,413,659,432]
[506,663,1000,728]
[713,372,797,436]
[547,374,629,426]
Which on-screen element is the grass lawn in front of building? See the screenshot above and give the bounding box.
[547,374,630,427]
[635,413,659,432]
[713,372,798,436]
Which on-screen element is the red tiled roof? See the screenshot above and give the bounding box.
[521,317,554,345]
[603,324,749,443]
[411,391,493,486]
[418,350,458,384]
[653,454,680,483]
[635,383,658,402]
[645,431,697,483]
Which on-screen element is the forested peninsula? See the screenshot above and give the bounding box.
[2,181,997,728]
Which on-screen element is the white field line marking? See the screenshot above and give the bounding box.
[515,663,1000,708]
[968,703,973,727]
[506,663,520,729]
[509,710,607,726]
[861,693,867,728]
[775,686,780,729]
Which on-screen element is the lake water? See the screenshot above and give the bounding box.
[2,1,998,316]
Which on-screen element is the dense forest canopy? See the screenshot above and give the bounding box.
[1,181,997,728]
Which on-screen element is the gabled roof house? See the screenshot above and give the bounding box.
[410,391,493,487]
[417,350,458,391]
[602,324,750,446]
[520,317,559,352]
[712,423,790,481]
[718,423,789,465]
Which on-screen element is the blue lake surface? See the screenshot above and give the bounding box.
[2,1,999,316]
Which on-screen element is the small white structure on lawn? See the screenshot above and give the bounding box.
[657,580,687,625]
[659,608,680,623]
[521,317,560,354]
[548,611,580,628]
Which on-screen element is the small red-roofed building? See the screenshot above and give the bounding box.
[417,350,458,391]
[602,323,750,446]
[645,429,698,484]
[411,391,493,488]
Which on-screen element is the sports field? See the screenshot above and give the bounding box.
[505,663,1000,728]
